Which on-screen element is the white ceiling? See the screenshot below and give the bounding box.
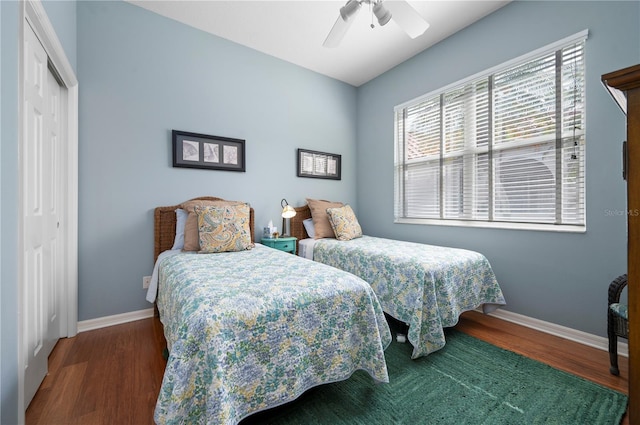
[128,0,511,87]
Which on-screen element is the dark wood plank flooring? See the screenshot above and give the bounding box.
[26,311,629,424]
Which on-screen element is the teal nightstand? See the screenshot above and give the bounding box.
[261,236,297,254]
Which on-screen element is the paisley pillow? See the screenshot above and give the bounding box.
[195,204,254,253]
[181,199,243,251]
[326,204,362,241]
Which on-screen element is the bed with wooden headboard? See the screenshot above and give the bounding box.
[149,197,391,424]
[289,201,506,359]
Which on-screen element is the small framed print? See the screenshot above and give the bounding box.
[297,148,341,180]
[172,130,245,172]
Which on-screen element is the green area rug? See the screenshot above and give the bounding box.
[241,329,627,424]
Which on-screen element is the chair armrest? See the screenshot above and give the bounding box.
[608,274,628,305]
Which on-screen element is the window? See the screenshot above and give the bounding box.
[394,32,587,230]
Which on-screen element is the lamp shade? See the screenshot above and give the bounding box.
[282,205,296,219]
[280,198,296,238]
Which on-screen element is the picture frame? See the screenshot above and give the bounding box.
[297,148,341,180]
[172,130,245,172]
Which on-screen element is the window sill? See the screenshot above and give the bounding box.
[394,218,586,233]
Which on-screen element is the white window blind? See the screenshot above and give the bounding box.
[394,33,586,229]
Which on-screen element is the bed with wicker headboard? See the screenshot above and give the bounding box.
[289,201,506,359]
[153,196,256,262]
[149,197,391,424]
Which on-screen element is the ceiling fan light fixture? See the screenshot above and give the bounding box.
[340,0,361,22]
[324,0,429,48]
[373,3,392,26]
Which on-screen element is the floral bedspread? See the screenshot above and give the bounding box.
[313,236,506,359]
[154,245,391,425]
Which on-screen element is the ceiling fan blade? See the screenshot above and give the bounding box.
[385,1,430,39]
[323,13,355,48]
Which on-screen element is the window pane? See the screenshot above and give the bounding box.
[494,143,556,223]
[406,97,440,160]
[560,136,585,224]
[474,153,490,220]
[443,156,463,218]
[494,55,557,146]
[404,160,440,218]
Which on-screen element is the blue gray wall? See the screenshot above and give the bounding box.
[356,1,638,336]
[1,2,21,423]
[76,1,358,320]
[42,0,77,69]
[1,1,76,423]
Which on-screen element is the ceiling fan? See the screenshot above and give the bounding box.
[323,0,430,48]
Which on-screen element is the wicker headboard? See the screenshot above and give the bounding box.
[154,197,255,262]
[289,204,312,241]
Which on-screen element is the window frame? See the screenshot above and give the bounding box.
[394,30,588,233]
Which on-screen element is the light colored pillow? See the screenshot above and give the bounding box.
[302,218,315,239]
[326,204,362,241]
[195,204,254,253]
[306,198,344,239]
[181,199,242,251]
[171,208,188,250]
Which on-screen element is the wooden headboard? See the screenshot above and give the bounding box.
[154,196,255,261]
[289,204,312,241]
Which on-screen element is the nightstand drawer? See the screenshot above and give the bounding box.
[276,240,295,252]
[261,237,297,254]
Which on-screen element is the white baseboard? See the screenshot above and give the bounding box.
[77,308,155,333]
[486,308,628,358]
[77,306,629,359]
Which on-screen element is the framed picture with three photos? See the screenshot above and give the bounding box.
[297,148,341,180]
[172,130,245,172]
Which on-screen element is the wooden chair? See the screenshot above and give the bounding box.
[608,274,628,375]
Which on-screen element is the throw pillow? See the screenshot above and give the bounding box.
[302,218,315,239]
[306,198,344,239]
[171,208,188,250]
[326,204,362,241]
[195,204,253,253]
[181,199,242,251]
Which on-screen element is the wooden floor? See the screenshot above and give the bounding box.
[26,311,629,425]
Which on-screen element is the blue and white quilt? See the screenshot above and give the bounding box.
[153,244,391,425]
[313,236,506,359]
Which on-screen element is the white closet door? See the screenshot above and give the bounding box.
[23,21,62,407]
[43,60,62,359]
